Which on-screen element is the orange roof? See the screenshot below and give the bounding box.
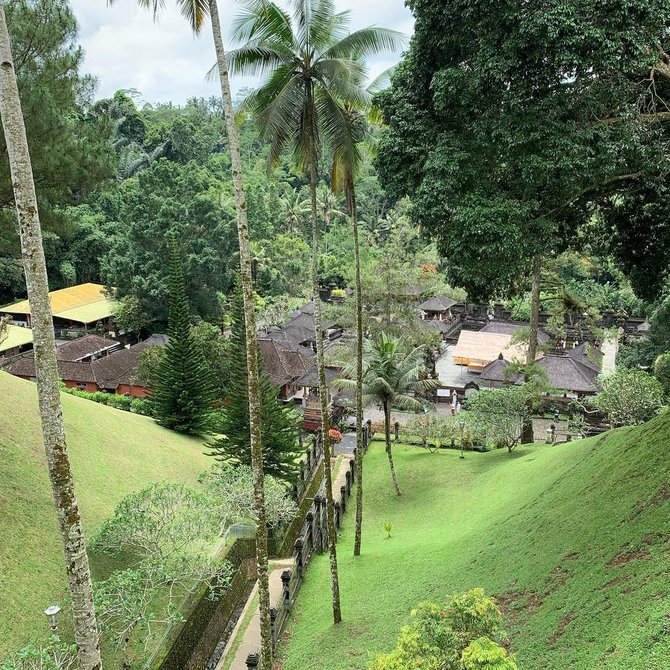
[452,330,540,367]
[0,283,117,324]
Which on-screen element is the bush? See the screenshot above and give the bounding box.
[589,368,666,426]
[371,589,516,670]
[653,352,670,398]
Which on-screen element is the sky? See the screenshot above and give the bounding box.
[69,0,414,106]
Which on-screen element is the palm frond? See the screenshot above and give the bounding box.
[225,44,293,77]
[231,0,294,47]
[176,0,209,33]
[322,27,406,60]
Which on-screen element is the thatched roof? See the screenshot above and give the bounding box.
[258,338,314,388]
[480,320,550,344]
[452,330,535,366]
[419,295,457,312]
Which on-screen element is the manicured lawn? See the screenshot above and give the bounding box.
[0,372,211,656]
[278,415,670,670]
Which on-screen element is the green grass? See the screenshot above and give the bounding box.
[0,372,211,656]
[278,413,670,670]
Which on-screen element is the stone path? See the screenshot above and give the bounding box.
[219,454,354,670]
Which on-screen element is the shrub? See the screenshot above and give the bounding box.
[653,352,670,398]
[590,368,665,426]
[328,428,343,444]
[371,589,515,670]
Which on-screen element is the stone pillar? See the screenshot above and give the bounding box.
[294,538,304,578]
[334,501,341,529]
[270,607,277,646]
[394,421,400,441]
[366,419,372,447]
[345,470,352,496]
[340,485,347,512]
[246,653,259,670]
[281,569,292,608]
[313,496,323,552]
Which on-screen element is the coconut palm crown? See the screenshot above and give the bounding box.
[225,0,405,171]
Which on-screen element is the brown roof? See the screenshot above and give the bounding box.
[92,335,167,389]
[295,365,342,388]
[480,321,550,344]
[258,338,314,388]
[56,335,121,362]
[419,295,456,312]
[480,353,599,394]
[3,356,97,384]
[4,335,167,390]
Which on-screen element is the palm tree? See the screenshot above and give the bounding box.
[316,184,345,255]
[229,0,403,623]
[107,0,274,664]
[336,333,437,496]
[330,69,399,556]
[279,186,309,234]
[0,6,102,669]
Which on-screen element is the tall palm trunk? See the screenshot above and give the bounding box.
[209,1,273,664]
[383,401,401,496]
[307,85,342,625]
[0,6,101,669]
[527,255,542,366]
[521,254,542,444]
[345,171,365,556]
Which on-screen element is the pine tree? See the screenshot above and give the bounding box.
[152,237,215,434]
[210,285,301,484]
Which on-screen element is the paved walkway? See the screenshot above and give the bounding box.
[219,455,354,670]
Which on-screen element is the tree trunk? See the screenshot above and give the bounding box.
[345,171,364,557]
[521,255,542,444]
[384,401,402,495]
[307,83,342,625]
[209,1,273,665]
[527,255,542,366]
[0,6,102,669]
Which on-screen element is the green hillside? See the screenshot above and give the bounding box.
[0,372,210,655]
[279,415,670,670]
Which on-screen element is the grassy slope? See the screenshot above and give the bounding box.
[279,414,670,670]
[0,372,210,655]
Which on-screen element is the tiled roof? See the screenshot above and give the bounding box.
[567,342,603,374]
[56,335,120,362]
[4,335,167,390]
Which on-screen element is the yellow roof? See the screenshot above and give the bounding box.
[0,283,117,324]
[452,330,536,366]
[0,323,33,353]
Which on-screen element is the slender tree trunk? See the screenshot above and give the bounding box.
[307,85,342,625]
[384,401,401,496]
[527,255,542,366]
[209,2,273,665]
[0,6,102,668]
[521,254,542,444]
[345,172,364,556]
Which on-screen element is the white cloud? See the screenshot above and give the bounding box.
[70,0,413,104]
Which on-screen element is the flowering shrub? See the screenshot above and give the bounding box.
[328,428,343,444]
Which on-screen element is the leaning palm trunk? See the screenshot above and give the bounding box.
[383,401,402,496]
[345,171,365,556]
[209,0,273,664]
[307,89,342,625]
[0,6,101,668]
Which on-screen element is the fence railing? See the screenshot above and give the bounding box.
[244,425,372,670]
